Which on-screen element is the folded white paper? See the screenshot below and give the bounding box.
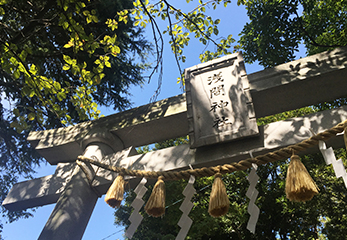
[125,178,148,239]
[176,175,196,240]
[246,163,260,234]
[319,140,347,188]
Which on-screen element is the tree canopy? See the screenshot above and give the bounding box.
[238,0,347,67]
[0,0,150,232]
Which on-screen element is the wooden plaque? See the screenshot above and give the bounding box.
[185,52,258,148]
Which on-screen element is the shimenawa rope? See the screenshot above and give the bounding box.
[77,119,347,180]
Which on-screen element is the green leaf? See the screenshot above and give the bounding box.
[64,41,74,48]
[29,64,38,75]
[62,21,69,29]
[213,27,219,35]
[10,43,17,51]
[10,57,17,65]
[57,92,66,101]
[29,90,36,98]
[28,112,35,121]
[105,61,111,68]
[63,55,72,64]
[53,81,61,90]
[112,45,121,54]
[63,64,70,70]
[13,69,20,79]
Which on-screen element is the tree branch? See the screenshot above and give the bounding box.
[165,6,183,78]
[172,0,216,25]
[9,2,54,44]
[139,0,164,102]
[163,0,224,51]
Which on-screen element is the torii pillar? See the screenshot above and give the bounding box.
[38,130,121,239]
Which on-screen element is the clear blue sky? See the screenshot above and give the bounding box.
[1,1,296,239]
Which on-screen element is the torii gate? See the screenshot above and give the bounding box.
[3,47,347,239]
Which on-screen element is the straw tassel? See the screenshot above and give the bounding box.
[105,174,125,208]
[208,172,230,217]
[145,176,166,217]
[285,154,319,202]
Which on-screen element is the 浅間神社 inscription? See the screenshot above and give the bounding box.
[185,53,259,148]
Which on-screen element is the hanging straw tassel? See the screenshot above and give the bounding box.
[208,172,230,217]
[145,176,166,217]
[105,174,125,208]
[285,154,319,202]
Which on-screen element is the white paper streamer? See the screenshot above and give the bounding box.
[125,178,148,239]
[319,141,347,188]
[176,175,196,240]
[246,163,260,234]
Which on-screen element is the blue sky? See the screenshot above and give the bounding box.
[1,1,291,239]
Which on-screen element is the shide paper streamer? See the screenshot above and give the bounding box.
[125,178,148,239]
[246,163,260,234]
[319,141,347,188]
[175,175,196,240]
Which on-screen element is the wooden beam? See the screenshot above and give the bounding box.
[5,106,347,211]
[27,47,347,165]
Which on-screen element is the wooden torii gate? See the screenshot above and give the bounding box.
[3,47,347,239]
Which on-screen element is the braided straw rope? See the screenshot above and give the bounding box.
[77,119,347,181]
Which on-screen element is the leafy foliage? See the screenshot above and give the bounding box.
[301,0,347,55]
[238,0,347,68]
[238,0,302,67]
[0,0,150,233]
[1,0,150,128]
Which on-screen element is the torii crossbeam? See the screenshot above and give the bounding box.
[3,47,347,239]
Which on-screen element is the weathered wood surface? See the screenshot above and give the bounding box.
[27,47,347,165]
